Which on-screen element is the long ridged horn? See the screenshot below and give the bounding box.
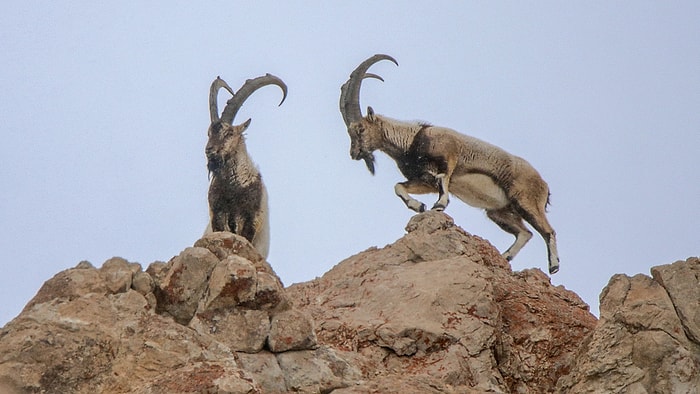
[339,54,398,126]
[220,73,288,125]
[210,77,236,124]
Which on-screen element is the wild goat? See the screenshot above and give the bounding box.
[205,74,287,259]
[339,54,560,274]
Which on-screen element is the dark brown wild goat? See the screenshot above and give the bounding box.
[205,74,287,259]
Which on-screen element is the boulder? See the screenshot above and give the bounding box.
[558,257,700,393]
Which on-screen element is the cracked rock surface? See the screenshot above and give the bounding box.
[288,211,597,393]
[1,211,697,393]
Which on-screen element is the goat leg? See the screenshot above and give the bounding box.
[395,180,440,213]
[432,173,451,211]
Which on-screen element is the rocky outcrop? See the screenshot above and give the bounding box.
[287,212,596,393]
[0,232,325,393]
[0,211,697,393]
[557,257,700,393]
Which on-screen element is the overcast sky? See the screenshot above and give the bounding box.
[1,2,698,326]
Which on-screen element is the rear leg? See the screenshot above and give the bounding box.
[486,207,533,261]
[515,199,560,274]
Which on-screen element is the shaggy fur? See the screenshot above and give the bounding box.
[340,55,560,274]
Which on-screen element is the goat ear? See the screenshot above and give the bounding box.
[367,106,376,122]
[241,118,252,130]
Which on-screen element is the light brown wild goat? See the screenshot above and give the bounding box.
[205,74,287,259]
[339,54,560,274]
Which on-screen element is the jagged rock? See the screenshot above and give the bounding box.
[100,256,133,294]
[195,232,290,310]
[204,255,259,310]
[0,287,241,393]
[557,257,700,393]
[131,270,155,296]
[23,263,107,312]
[190,308,270,353]
[287,211,596,392]
[651,257,700,343]
[237,351,288,393]
[154,246,219,325]
[253,271,288,311]
[195,232,280,281]
[268,309,318,352]
[1,212,697,393]
[139,361,258,394]
[276,347,361,393]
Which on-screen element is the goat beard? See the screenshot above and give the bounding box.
[207,156,223,173]
[362,153,376,175]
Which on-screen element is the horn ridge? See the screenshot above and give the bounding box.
[339,54,398,126]
[209,76,235,124]
[220,73,288,125]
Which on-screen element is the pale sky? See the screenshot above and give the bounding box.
[1,2,698,326]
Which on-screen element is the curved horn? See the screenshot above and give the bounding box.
[220,73,288,125]
[339,54,398,126]
[209,76,235,124]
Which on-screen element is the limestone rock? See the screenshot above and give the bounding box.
[236,351,288,393]
[204,255,258,310]
[288,211,596,392]
[194,232,280,281]
[558,257,700,393]
[651,257,700,343]
[139,361,258,394]
[23,263,107,311]
[268,309,318,353]
[154,247,219,325]
[276,347,361,393]
[1,212,697,393]
[190,308,270,353]
[131,270,155,296]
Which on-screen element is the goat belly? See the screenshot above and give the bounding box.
[450,173,509,210]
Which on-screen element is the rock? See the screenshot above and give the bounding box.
[1,211,697,393]
[252,271,287,311]
[194,231,264,263]
[190,308,270,353]
[268,309,317,353]
[236,351,288,393]
[194,232,280,281]
[100,257,133,294]
[154,247,219,325]
[203,255,258,311]
[145,260,169,284]
[276,347,361,393]
[288,211,596,392]
[139,361,258,394]
[651,257,700,343]
[132,270,155,296]
[22,264,107,312]
[558,257,700,393]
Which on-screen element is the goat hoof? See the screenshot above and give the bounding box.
[549,265,560,274]
[431,204,445,212]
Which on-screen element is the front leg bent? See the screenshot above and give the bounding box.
[395,180,438,213]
